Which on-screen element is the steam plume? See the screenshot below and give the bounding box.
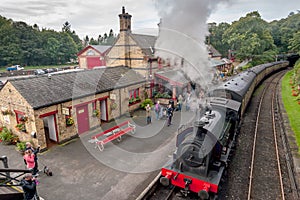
[154,0,228,87]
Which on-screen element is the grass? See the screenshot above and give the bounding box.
[281,70,300,149]
[0,64,76,72]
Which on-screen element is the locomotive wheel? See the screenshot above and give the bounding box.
[160,177,170,186]
[198,190,209,200]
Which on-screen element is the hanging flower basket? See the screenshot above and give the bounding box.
[1,110,12,115]
[111,102,117,110]
[15,123,26,132]
[66,116,74,126]
[93,109,100,117]
[19,116,28,122]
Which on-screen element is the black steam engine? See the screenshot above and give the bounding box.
[160,61,289,199]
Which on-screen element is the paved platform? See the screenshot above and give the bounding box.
[0,108,196,200]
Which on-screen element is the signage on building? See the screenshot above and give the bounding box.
[62,108,70,115]
[1,106,8,112]
[110,94,116,100]
[3,115,10,124]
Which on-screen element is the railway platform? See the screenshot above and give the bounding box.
[0,108,196,200]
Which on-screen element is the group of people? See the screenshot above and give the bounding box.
[145,101,174,126]
[22,142,41,200]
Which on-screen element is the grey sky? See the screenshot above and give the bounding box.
[0,0,299,39]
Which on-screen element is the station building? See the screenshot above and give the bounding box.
[0,66,145,150]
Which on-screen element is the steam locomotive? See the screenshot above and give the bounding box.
[160,61,289,199]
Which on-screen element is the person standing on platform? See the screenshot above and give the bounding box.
[146,104,152,124]
[154,101,161,120]
[167,104,173,126]
[25,142,40,174]
[23,149,37,176]
[177,94,183,111]
[21,173,39,200]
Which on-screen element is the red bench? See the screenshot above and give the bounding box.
[91,120,136,151]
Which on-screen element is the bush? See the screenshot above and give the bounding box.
[140,98,154,109]
[155,92,171,99]
[16,141,27,152]
[0,127,18,145]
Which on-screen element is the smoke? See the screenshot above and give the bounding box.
[154,0,228,86]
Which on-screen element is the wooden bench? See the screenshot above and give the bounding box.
[90,120,136,151]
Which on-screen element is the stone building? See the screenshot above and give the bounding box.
[107,7,159,78]
[77,45,111,69]
[0,66,145,150]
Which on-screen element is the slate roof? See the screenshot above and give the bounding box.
[130,33,157,56]
[77,45,111,56]
[9,66,145,109]
[90,45,111,53]
[155,69,190,87]
[207,45,222,58]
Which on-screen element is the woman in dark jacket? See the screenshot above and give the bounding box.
[21,173,39,200]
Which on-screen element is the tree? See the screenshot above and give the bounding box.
[89,37,98,45]
[289,31,300,54]
[207,22,231,57]
[222,11,276,63]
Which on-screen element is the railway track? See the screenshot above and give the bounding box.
[138,70,299,200]
[136,172,201,200]
[247,71,298,200]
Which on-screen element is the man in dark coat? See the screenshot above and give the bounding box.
[21,173,39,200]
[167,104,173,126]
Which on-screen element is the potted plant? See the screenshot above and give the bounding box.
[15,123,26,132]
[140,98,154,109]
[0,127,15,145]
[16,141,27,154]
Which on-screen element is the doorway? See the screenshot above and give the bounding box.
[100,99,108,122]
[76,104,90,134]
[43,115,58,148]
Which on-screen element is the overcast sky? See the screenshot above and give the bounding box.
[0,0,299,39]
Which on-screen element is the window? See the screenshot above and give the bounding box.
[129,88,139,99]
[14,110,25,124]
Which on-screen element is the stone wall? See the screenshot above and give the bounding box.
[0,82,38,145]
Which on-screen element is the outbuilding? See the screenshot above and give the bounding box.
[0,66,145,150]
[77,45,111,69]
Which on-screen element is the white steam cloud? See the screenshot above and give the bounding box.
[154,0,228,87]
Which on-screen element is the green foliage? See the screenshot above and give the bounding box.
[222,11,276,62]
[140,98,154,109]
[208,12,300,63]
[0,16,81,66]
[282,68,300,149]
[66,117,74,126]
[0,127,18,145]
[155,92,172,99]
[16,141,27,151]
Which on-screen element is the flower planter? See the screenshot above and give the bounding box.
[155,98,171,105]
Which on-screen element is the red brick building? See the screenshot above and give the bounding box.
[77,45,111,69]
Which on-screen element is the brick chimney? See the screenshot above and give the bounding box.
[119,6,132,32]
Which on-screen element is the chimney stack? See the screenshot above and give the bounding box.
[119,6,132,32]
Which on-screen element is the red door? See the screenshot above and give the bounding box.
[87,57,101,69]
[76,105,89,134]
